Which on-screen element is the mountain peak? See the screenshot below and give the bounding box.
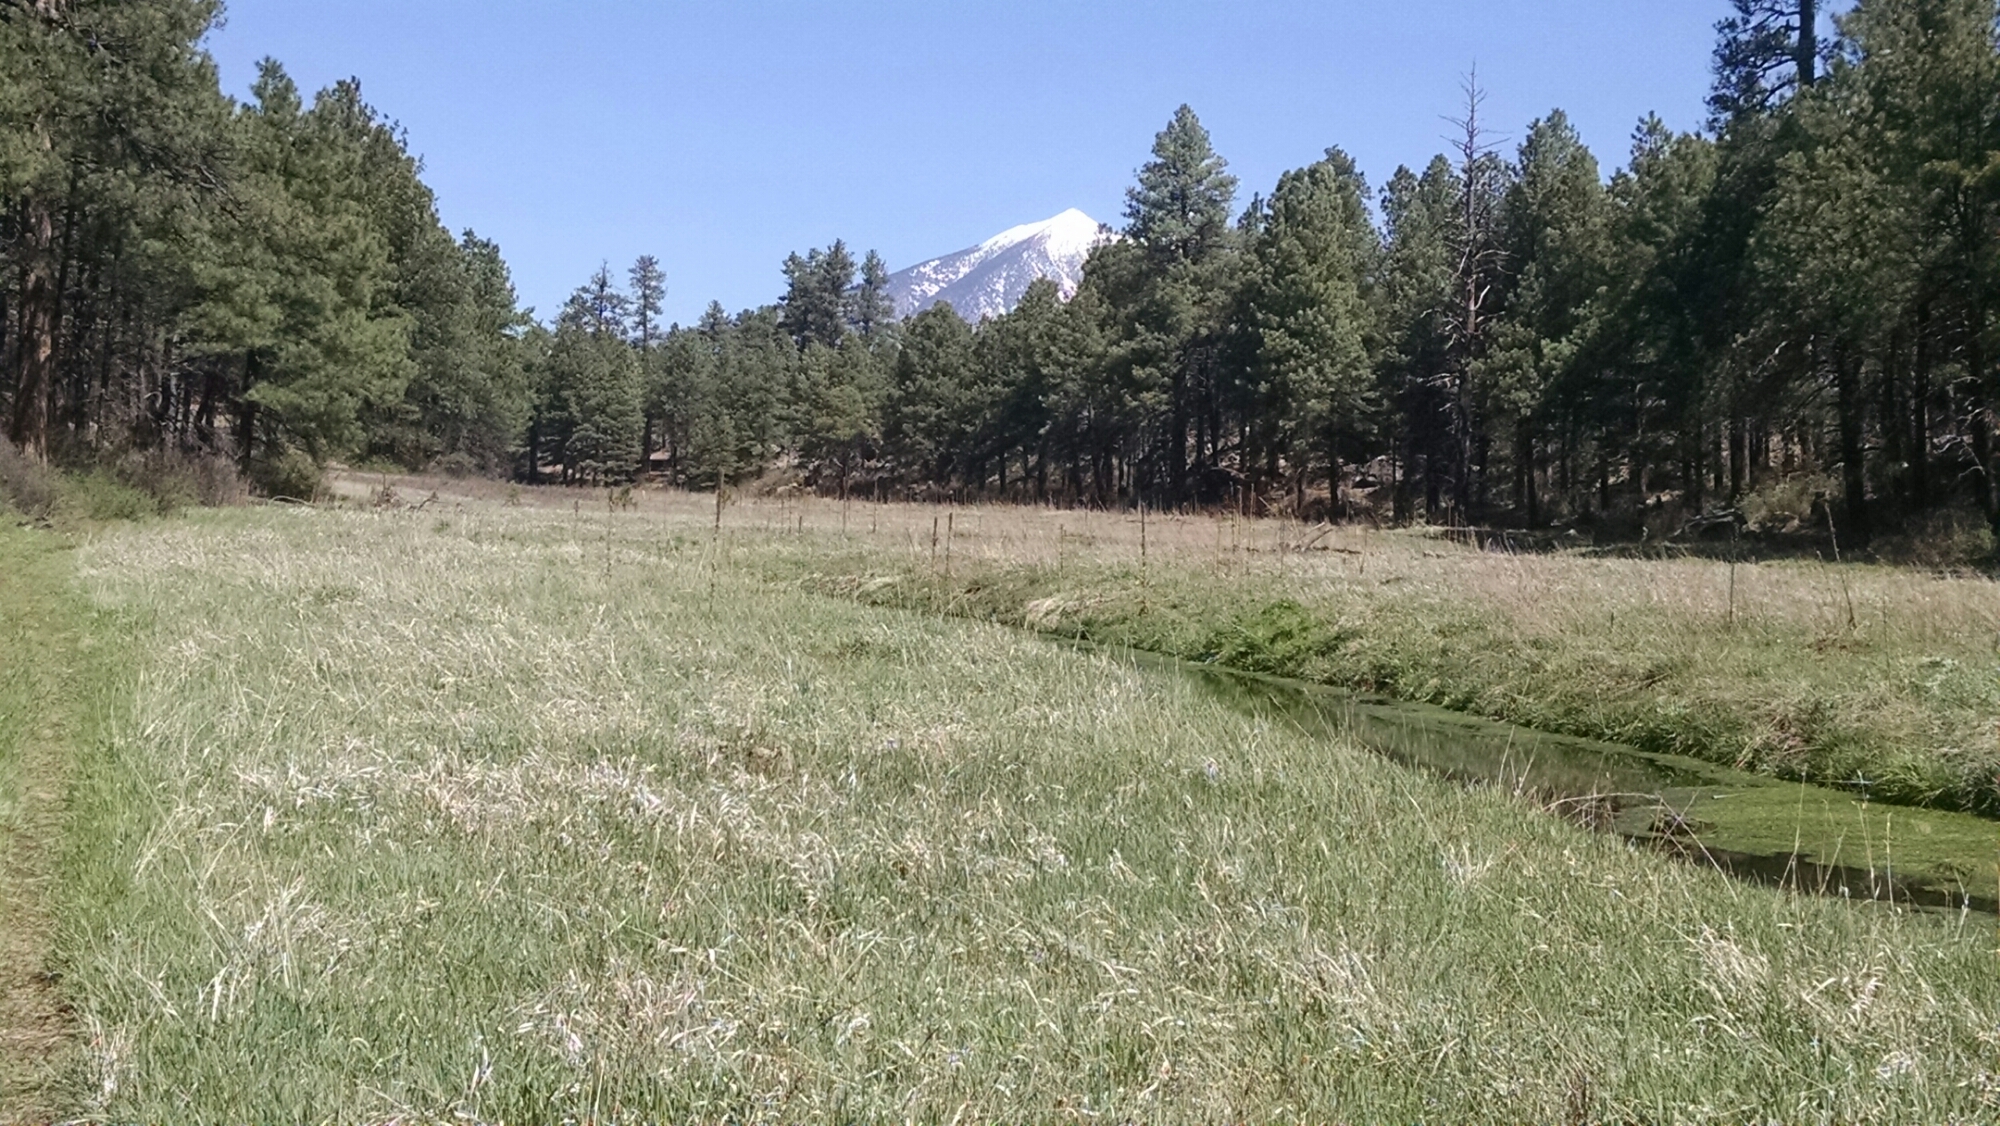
[888,210,1115,323]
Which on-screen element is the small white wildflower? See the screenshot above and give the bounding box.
[1876,1050,1918,1081]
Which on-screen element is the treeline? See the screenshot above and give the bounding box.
[10,1,2000,549]
[1,0,530,495]
[604,0,2000,546]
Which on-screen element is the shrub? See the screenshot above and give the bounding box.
[112,448,247,512]
[250,448,324,502]
[0,440,61,520]
[58,472,156,522]
[433,451,481,479]
[1741,473,1836,535]
[1870,507,1995,571]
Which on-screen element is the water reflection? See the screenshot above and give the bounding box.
[1097,645,1999,915]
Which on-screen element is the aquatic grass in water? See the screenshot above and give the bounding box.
[49,496,2000,1122]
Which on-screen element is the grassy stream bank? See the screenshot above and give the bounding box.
[727,506,2000,818]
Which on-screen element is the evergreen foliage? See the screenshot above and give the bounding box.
[8,0,2000,550]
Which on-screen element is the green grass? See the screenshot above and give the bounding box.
[0,521,130,1123]
[744,510,2000,817]
[43,497,2000,1123]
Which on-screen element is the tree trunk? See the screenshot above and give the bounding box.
[237,399,258,473]
[8,199,59,462]
[1168,356,1189,504]
[1834,344,1869,544]
[1514,416,1538,525]
[1910,307,1932,510]
[1795,0,1818,89]
[1878,335,1905,510]
[237,352,262,472]
[1971,328,2000,550]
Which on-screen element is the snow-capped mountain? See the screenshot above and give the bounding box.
[887,209,1114,322]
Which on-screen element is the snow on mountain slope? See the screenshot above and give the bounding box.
[887,209,1115,322]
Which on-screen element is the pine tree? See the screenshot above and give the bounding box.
[1380,157,1462,519]
[1111,104,1243,502]
[781,241,855,349]
[1847,0,2000,530]
[849,250,896,338]
[798,337,885,497]
[886,303,978,486]
[549,277,643,483]
[1243,148,1381,507]
[1709,0,1823,125]
[2,0,229,461]
[1441,74,1514,519]
[628,255,666,350]
[1124,104,1239,265]
[1488,111,1610,523]
[572,264,630,339]
[201,63,417,474]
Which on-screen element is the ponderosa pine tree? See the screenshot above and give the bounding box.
[2,0,230,462]
[1709,0,1824,125]
[625,254,667,462]
[980,277,1072,496]
[850,250,896,339]
[1488,111,1611,523]
[207,65,417,476]
[885,303,978,487]
[548,277,643,483]
[1442,75,1514,519]
[797,336,886,497]
[1776,0,2000,544]
[780,242,856,349]
[1110,104,1241,502]
[371,228,532,473]
[628,255,666,350]
[1380,156,1462,519]
[1585,119,1718,516]
[1125,105,1239,262]
[1242,148,1381,508]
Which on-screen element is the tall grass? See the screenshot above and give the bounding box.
[52,496,2000,1122]
[616,482,2000,815]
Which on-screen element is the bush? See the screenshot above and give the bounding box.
[0,440,61,520]
[133,448,245,510]
[433,451,480,479]
[1741,473,1836,535]
[250,448,325,502]
[108,447,247,513]
[1871,507,1996,571]
[3,441,251,524]
[58,472,156,522]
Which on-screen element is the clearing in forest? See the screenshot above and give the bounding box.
[21,490,2000,1122]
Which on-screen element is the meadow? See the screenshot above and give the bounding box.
[712,491,2000,818]
[7,481,1998,1122]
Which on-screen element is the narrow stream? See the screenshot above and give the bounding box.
[1095,645,1999,915]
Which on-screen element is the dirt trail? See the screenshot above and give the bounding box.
[0,527,94,1125]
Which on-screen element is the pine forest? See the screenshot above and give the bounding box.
[7,0,2000,552]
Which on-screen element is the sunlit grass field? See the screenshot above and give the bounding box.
[726,491,2000,817]
[46,491,2000,1122]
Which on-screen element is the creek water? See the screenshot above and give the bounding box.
[1094,645,1999,915]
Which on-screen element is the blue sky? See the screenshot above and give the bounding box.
[204,2,1741,326]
